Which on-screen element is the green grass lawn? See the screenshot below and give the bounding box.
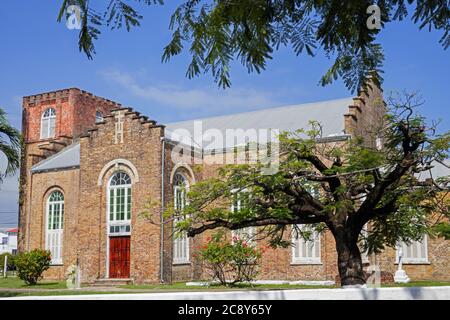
[382,281,450,288]
[0,290,130,298]
[0,276,67,290]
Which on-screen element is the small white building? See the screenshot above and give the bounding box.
[0,228,18,255]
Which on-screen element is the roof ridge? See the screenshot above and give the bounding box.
[166,97,353,125]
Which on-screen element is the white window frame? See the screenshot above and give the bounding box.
[396,236,429,264]
[45,191,64,265]
[173,173,190,264]
[232,227,256,246]
[107,172,132,236]
[230,190,256,246]
[95,111,104,123]
[291,225,321,265]
[40,108,56,139]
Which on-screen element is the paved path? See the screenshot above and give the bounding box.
[3,286,450,300]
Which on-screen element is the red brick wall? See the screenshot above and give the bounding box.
[24,169,80,280]
[22,88,121,143]
[77,108,165,284]
[19,88,122,253]
[19,87,450,285]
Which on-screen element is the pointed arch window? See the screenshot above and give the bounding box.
[41,108,56,139]
[173,173,189,264]
[108,172,132,235]
[46,190,64,264]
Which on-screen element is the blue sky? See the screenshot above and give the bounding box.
[0,1,449,228]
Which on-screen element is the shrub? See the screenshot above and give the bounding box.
[14,249,52,285]
[198,232,261,286]
[435,222,450,240]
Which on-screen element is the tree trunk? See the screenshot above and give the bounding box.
[335,232,366,287]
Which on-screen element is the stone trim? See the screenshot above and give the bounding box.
[97,159,140,186]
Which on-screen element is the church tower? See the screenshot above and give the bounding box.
[18,88,121,251]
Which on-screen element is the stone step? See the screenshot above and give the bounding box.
[92,278,133,287]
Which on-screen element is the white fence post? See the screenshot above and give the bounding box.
[3,254,7,278]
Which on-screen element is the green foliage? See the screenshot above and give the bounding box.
[59,1,448,93]
[163,92,449,258]
[197,232,262,286]
[0,107,22,183]
[14,249,52,285]
[434,222,450,240]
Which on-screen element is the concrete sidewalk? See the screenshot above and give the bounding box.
[3,286,450,300]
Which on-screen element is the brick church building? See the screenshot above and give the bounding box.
[18,87,449,285]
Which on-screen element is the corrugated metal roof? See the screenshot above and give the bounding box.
[30,97,356,172]
[31,143,80,173]
[165,97,353,150]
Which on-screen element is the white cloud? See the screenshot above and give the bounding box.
[100,69,282,112]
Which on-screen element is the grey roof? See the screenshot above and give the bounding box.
[417,161,450,181]
[30,97,357,172]
[165,97,353,150]
[31,143,80,173]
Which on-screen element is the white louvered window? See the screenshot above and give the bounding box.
[397,236,428,264]
[173,173,189,264]
[230,191,256,246]
[46,191,64,264]
[41,108,56,139]
[292,225,321,264]
[108,172,132,235]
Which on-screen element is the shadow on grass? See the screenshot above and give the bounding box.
[0,292,23,298]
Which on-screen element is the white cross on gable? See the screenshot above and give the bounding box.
[114,110,125,144]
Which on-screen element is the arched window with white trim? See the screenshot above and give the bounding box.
[41,108,56,139]
[173,173,189,264]
[46,190,64,264]
[292,225,321,264]
[108,172,132,235]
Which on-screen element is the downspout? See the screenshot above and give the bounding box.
[160,136,165,283]
[27,171,33,251]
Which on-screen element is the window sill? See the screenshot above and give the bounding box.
[173,261,191,266]
[291,261,322,266]
[395,261,431,265]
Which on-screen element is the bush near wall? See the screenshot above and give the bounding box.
[197,232,262,286]
[14,249,51,285]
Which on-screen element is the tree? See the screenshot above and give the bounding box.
[162,92,449,286]
[58,1,449,92]
[0,107,21,183]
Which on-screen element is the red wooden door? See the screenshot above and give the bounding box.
[109,236,130,278]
